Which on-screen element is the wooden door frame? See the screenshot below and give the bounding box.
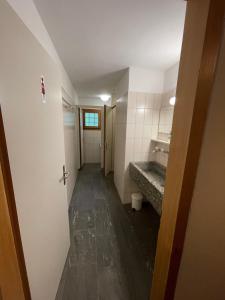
[150,1,225,299]
[0,107,31,299]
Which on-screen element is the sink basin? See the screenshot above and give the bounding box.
[129,161,166,215]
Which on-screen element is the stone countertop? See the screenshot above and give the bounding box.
[129,161,166,215]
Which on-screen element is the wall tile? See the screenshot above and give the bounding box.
[145,94,154,108]
[135,108,145,124]
[142,138,151,153]
[143,125,152,138]
[152,110,160,125]
[134,138,142,153]
[151,125,158,139]
[134,152,143,161]
[153,94,162,109]
[136,92,146,108]
[128,92,136,108]
[125,138,134,164]
[127,108,136,123]
[134,124,144,138]
[126,123,135,138]
[144,109,153,125]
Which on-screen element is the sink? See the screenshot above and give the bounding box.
[129,161,166,215]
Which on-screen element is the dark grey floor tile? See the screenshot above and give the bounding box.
[62,264,98,300]
[72,210,95,230]
[55,256,70,300]
[95,207,112,236]
[97,266,130,300]
[69,229,96,265]
[56,163,159,300]
[96,234,118,268]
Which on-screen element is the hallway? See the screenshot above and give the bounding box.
[56,164,159,300]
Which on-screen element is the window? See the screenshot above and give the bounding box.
[83,109,101,130]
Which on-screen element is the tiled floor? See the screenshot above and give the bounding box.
[56,164,160,300]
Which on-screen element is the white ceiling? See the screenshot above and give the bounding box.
[33,0,186,97]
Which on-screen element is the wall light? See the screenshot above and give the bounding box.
[100,94,111,102]
[169,96,176,106]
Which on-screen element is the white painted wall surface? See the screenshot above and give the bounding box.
[83,130,101,163]
[0,2,70,299]
[129,67,164,94]
[79,97,111,107]
[6,0,78,103]
[114,70,130,100]
[114,94,128,202]
[163,62,179,92]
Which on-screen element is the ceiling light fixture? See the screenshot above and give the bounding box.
[100,94,111,102]
[169,96,176,106]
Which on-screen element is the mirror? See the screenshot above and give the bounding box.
[157,91,175,142]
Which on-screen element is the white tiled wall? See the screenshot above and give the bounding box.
[83,130,101,163]
[125,91,161,163]
[114,90,175,204]
[123,91,162,203]
[113,64,179,205]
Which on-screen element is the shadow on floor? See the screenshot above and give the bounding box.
[56,163,160,300]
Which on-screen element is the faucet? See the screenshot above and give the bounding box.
[152,146,160,153]
[152,146,169,154]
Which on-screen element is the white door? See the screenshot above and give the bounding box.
[104,105,113,176]
[62,103,78,205]
[0,4,70,298]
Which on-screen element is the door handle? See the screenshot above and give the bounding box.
[63,165,69,185]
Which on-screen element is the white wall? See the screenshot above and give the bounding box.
[79,97,111,107]
[0,2,70,300]
[124,91,162,203]
[114,94,128,201]
[114,69,130,100]
[6,0,78,104]
[113,64,179,203]
[163,62,179,93]
[6,0,80,205]
[83,130,101,163]
[113,70,130,201]
[129,67,164,94]
[174,27,225,300]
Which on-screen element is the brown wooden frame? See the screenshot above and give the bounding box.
[150,1,225,299]
[82,109,101,130]
[0,107,31,299]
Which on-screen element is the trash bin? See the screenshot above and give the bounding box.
[131,192,143,211]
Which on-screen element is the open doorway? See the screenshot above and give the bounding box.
[78,106,104,167]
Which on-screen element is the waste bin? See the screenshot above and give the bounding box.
[131,192,143,211]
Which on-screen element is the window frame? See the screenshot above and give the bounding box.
[82,109,101,130]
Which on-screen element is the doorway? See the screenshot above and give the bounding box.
[78,107,103,166]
